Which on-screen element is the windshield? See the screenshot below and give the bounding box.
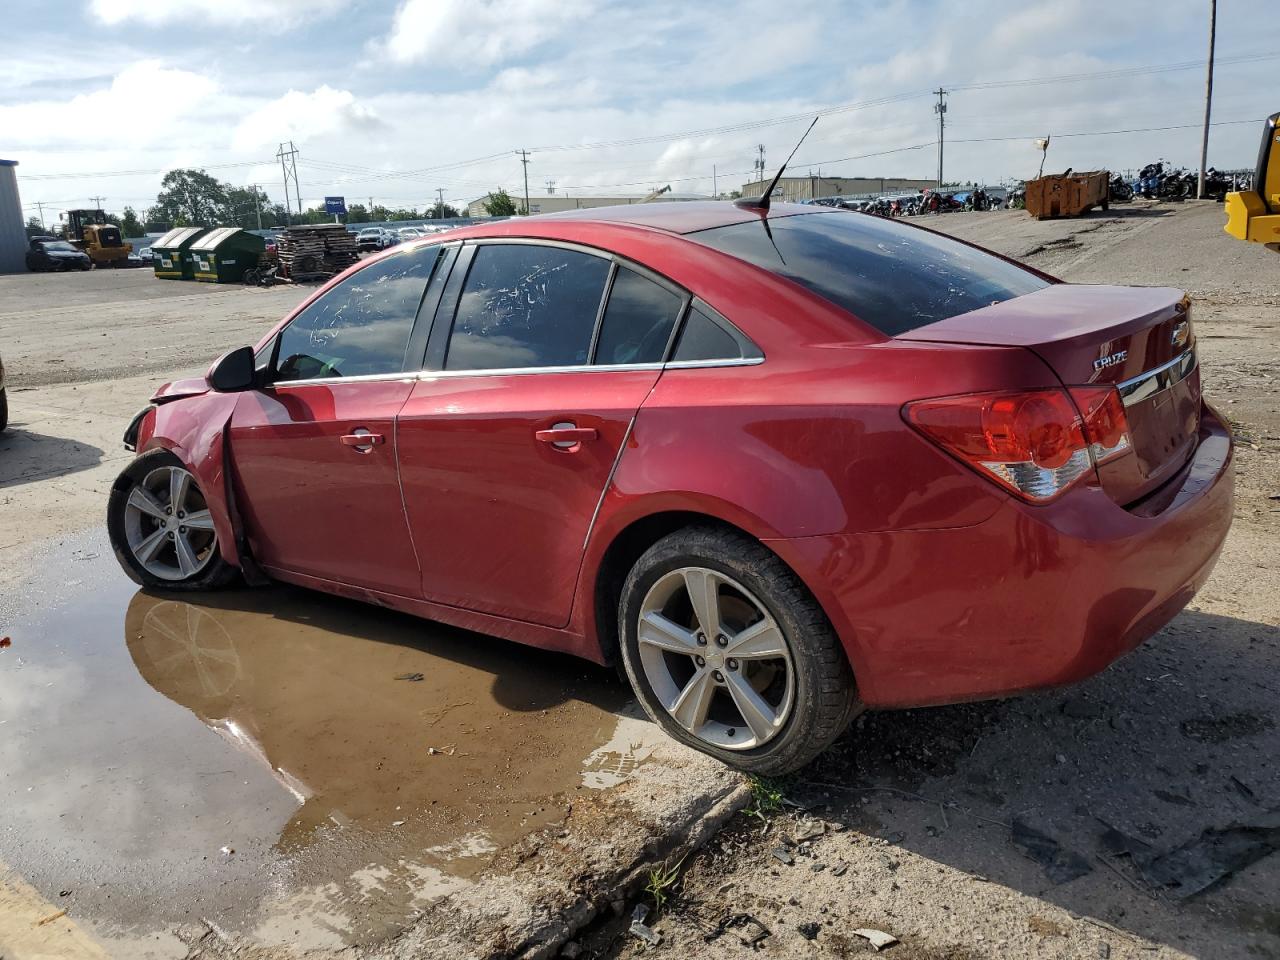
[41,240,80,253]
[688,211,1049,336]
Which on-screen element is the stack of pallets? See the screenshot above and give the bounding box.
[276,224,359,280]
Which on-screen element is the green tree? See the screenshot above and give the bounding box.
[482,190,520,217]
[346,203,370,224]
[428,203,460,219]
[25,216,46,239]
[223,185,272,229]
[152,168,229,226]
[119,206,144,237]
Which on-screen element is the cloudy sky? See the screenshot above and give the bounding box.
[3,0,1276,218]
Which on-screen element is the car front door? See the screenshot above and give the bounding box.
[227,246,445,595]
[397,242,689,628]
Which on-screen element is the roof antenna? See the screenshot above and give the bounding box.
[735,115,819,212]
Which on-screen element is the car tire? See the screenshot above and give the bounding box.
[0,388,7,432]
[618,525,860,775]
[107,448,239,591]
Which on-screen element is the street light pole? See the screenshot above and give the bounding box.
[1197,0,1217,199]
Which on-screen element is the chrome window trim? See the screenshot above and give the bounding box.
[1116,348,1198,407]
[266,355,765,387]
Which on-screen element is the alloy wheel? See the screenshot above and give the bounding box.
[122,465,218,581]
[637,567,795,750]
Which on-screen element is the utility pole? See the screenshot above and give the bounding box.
[251,184,263,230]
[516,149,531,215]
[289,141,302,219]
[756,144,766,184]
[435,187,445,218]
[933,88,947,188]
[35,201,46,231]
[1198,0,1217,199]
[276,142,297,225]
[90,195,105,210]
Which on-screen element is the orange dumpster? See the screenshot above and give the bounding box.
[1025,170,1110,219]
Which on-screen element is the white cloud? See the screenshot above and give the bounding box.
[0,60,217,148]
[89,0,345,28]
[381,0,594,68]
[233,86,383,152]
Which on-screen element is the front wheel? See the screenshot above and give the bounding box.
[618,526,860,775]
[107,449,238,590]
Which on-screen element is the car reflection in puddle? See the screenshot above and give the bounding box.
[1,562,655,951]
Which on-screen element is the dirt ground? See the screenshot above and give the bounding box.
[1,202,1277,960]
[576,202,1280,960]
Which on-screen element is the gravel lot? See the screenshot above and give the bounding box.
[1,202,1276,960]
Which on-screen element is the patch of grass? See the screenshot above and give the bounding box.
[745,774,786,824]
[644,858,683,914]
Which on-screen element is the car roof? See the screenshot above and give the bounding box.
[530,200,833,235]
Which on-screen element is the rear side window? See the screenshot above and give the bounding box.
[593,267,684,365]
[672,305,760,362]
[688,211,1049,336]
[274,248,438,381]
[446,244,610,370]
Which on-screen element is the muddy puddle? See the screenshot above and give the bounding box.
[0,531,657,954]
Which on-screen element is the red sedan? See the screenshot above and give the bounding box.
[107,202,1233,774]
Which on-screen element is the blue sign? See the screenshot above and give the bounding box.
[324,196,347,215]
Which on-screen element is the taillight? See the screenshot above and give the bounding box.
[904,386,1131,503]
[1067,385,1131,464]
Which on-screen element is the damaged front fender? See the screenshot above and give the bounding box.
[141,392,242,566]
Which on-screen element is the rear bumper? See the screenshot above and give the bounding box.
[766,402,1235,708]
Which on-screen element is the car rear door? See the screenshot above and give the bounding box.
[396,241,688,628]
[227,246,446,595]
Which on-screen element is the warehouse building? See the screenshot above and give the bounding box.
[467,192,708,218]
[737,174,935,203]
[0,160,27,274]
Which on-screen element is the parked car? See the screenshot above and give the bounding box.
[106,202,1232,775]
[135,246,155,263]
[398,226,425,242]
[26,236,92,272]
[356,227,397,252]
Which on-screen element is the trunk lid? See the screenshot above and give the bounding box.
[899,284,1200,505]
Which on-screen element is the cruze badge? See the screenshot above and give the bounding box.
[1093,350,1128,371]
[1171,320,1190,348]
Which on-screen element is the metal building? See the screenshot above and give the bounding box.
[738,175,936,203]
[0,160,27,274]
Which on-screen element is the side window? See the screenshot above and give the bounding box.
[592,267,685,365]
[445,244,609,371]
[671,304,760,362]
[275,248,438,382]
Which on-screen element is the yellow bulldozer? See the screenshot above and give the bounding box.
[1224,112,1280,252]
[62,208,134,267]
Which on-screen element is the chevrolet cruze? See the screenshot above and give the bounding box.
[108,202,1233,774]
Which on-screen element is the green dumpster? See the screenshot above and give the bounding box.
[152,227,209,280]
[190,227,265,283]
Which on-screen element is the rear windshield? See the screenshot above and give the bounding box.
[688,211,1050,336]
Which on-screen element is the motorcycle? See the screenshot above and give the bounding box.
[242,260,280,287]
[1109,175,1134,203]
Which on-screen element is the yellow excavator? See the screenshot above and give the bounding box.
[62,208,134,267]
[1224,112,1280,252]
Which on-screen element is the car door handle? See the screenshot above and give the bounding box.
[535,424,598,448]
[341,430,385,449]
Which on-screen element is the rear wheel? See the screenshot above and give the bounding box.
[619,526,860,775]
[107,449,238,590]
